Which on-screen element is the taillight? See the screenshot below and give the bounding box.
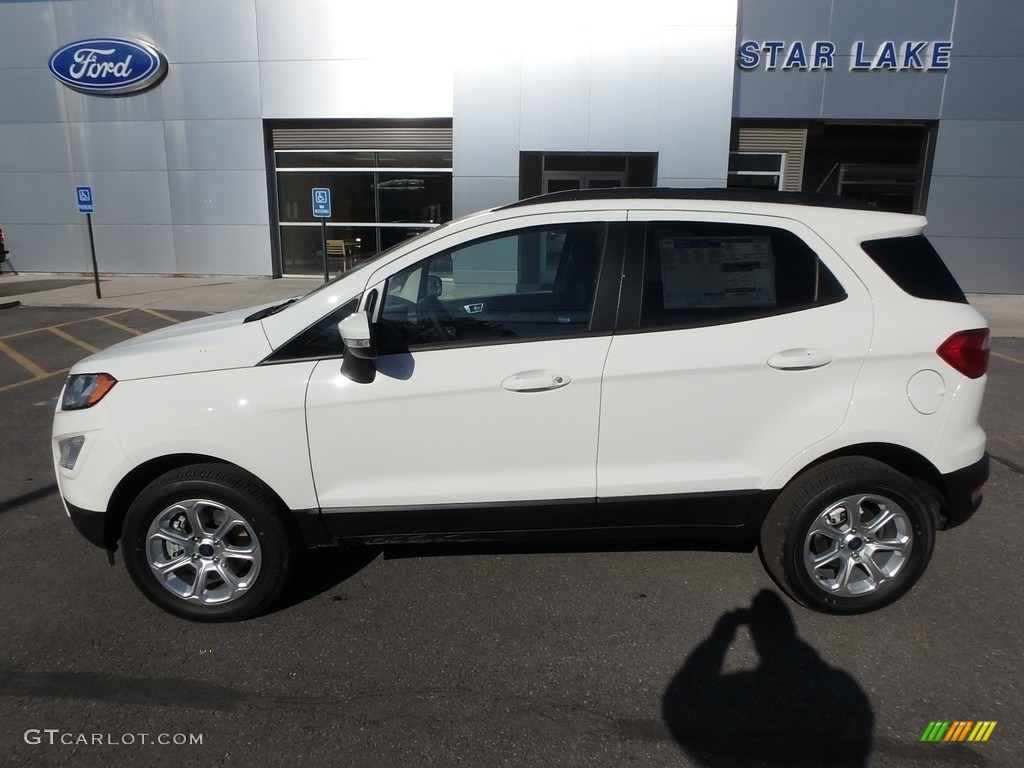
[937,328,990,379]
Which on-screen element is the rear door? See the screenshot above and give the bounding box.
[596,212,872,526]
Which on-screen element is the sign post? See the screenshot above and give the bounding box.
[76,186,101,298]
[312,188,331,283]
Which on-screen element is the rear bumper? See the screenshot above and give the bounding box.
[941,452,989,529]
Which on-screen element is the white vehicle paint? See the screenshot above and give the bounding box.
[53,189,990,620]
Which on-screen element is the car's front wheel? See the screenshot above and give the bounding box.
[759,457,936,614]
[122,464,292,621]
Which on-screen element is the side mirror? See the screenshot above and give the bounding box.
[338,311,376,360]
[339,311,376,383]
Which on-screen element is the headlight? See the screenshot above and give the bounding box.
[61,373,117,410]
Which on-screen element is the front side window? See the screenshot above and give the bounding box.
[639,222,846,330]
[378,223,607,351]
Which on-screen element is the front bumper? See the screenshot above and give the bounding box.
[941,452,989,529]
[66,500,111,550]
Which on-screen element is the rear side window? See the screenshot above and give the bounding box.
[861,235,967,303]
[639,222,846,330]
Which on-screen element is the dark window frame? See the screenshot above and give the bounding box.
[616,221,847,333]
[375,221,626,354]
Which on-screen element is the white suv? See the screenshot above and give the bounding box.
[52,189,990,621]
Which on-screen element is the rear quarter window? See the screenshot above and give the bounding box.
[861,235,967,303]
[638,222,847,330]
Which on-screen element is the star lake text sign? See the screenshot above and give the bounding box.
[737,40,952,72]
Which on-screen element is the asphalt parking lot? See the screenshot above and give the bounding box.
[0,303,1021,768]
[0,305,213,395]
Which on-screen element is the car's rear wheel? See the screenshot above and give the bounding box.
[759,457,936,614]
[122,464,292,621]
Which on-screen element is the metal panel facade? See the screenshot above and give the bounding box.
[924,1,1024,291]
[454,6,739,212]
[0,0,1019,290]
[1,0,270,274]
[657,24,736,185]
[734,0,956,119]
[735,0,1024,292]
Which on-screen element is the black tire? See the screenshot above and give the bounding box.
[759,457,935,615]
[122,463,293,622]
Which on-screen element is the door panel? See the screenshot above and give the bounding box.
[596,216,872,519]
[306,337,610,513]
[305,215,625,529]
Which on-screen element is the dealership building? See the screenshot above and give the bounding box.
[0,0,1021,293]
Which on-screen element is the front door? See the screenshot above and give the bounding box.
[305,215,624,537]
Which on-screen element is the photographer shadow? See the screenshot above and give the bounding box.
[662,590,873,767]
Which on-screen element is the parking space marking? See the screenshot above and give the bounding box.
[1,309,132,342]
[0,368,67,395]
[992,350,1024,366]
[0,308,209,396]
[140,307,183,324]
[48,326,101,354]
[97,315,144,336]
[0,310,145,395]
[0,338,48,378]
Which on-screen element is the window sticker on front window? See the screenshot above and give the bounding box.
[660,236,777,309]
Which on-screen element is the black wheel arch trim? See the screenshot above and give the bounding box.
[789,444,988,531]
[940,452,989,529]
[101,454,304,550]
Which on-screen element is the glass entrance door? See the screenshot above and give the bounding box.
[543,172,627,194]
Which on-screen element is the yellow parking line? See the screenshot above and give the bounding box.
[48,326,101,354]
[97,315,144,336]
[0,338,48,378]
[992,350,1024,365]
[1,309,133,341]
[140,307,182,324]
[0,368,68,395]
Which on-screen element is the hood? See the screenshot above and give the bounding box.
[68,304,276,381]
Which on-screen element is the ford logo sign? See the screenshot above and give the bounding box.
[48,38,167,96]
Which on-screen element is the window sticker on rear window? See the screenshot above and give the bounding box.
[660,236,777,309]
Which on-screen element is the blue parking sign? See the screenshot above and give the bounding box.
[76,185,94,214]
[312,188,331,218]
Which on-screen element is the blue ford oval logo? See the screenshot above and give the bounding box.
[48,38,168,96]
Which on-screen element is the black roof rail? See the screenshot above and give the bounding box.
[498,186,877,212]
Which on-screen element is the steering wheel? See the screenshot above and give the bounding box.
[416,295,457,342]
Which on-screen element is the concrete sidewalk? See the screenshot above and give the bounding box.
[0,273,320,314]
[1,272,1022,337]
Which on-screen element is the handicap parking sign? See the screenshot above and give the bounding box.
[312,188,331,218]
[76,185,94,214]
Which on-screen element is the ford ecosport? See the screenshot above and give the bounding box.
[52,189,990,621]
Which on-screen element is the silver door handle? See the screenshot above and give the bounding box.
[767,348,833,370]
[501,370,571,392]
